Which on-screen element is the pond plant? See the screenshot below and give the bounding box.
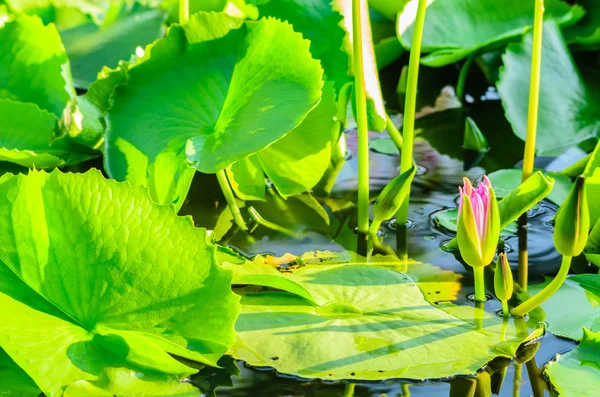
[1,0,600,396]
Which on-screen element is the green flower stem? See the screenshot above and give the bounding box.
[501,300,509,318]
[179,0,189,24]
[513,363,522,397]
[511,255,572,317]
[352,0,370,235]
[396,0,427,258]
[456,53,475,102]
[473,266,486,302]
[368,218,382,240]
[386,113,403,150]
[343,383,355,397]
[521,0,544,183]
[248,207,298,238]
[401,384,411,397]
[216,169,248,231]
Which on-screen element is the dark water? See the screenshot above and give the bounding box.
[180,127,577,397]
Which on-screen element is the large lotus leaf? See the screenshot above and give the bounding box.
[369,0,409,21]
[0,14,75,118]
[0,348,40,397]
[398,0,583,67]
[257,0,386,131]
[5,0,105,21]
[226,252,542,380]
[545,328,600,397]
[565,0,600,49]
[61,2,166,88]
[526,275,600,341]
[498,20,600,157]
[0,170,240,396]
[487,168,571,206]
[227,82,336,200]
[105,13,323,208]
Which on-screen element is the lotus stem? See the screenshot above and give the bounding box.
[456,53,475,102]
[501,300,509,318]
[511,255,571,317]
[386,113,403,150]
[518,215,529,291]
[521,0,544,183]
[368,218,382,241]
[473,265,486,302]
[179,0,189,24]
[247,206,297,238]
[513,363,522,397]
[396,0,427,259]
[343,383,355,397]
[216,169,248,231]
[352,0,370,235]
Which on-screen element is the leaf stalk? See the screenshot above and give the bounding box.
[216,169,248,231]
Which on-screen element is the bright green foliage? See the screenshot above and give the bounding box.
[545,328,600,397]
[488,168,571,206]
[227,82,337,200]
[0,349,40,397]
[105,13,323,208]
[554,176,589,257]
[527,275,600,341]
[369,0,409,21]
[494,253,513,302]
[61,2,166,88]
[373,166,416,222]
[498,21,600,156]
[398,0,583,66]
[565,0,600,49]
[0,170,240,396]
[257,0,386,131]
[227,252,542,380]
[583,141,600,227]
[4,0,105,21]
[0,14,75,118]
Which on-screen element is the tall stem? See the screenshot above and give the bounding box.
[521,0,544,182]
[216,170,248,231]
[386,113,403,150]
[179,0,189,24]
[501,300,509,318]
[352,0,370,235]
[396,0,427,260]
[517,214,529,291]
[511,255,571,317]
[473,266,486,302]
[343,383,355,397]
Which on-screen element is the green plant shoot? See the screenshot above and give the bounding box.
[494,252,514,317]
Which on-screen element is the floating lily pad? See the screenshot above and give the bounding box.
[545,328,600,397]
[398,0,583,66]
[0,170,240,396]
[527,275,600,341]
[227,252,542,381]
[497,20,600,157]
[227,82,336,200]
[105,13,323,208]
[61,2,166,88]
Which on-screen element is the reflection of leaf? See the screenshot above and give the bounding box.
[0,170,240,396]
[545,328,600,397]
[498,20,600,156]
[61,2,166,88]
[229,251,539,380]
[227,83,337,200]
[527,275,600,341]
[105,13,323,208]
[398,0,583,66]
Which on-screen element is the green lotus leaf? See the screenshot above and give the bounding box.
[105,12,323,208]
[583,141,600,227]
[227,82,336,200]
[369,0,409,21]
[0,348,40,397]
[227,251,542,380]
[487,168,571,206]
[526,275,600,341]
[0,14,75,118]
[498,20,600,157]
[0,170,240,396]
[545,328,600,397]
[5,0,106,22]
[61,2,166,88]
[258,0,386,131]
[398,0,584,67]
[564,0,600,49]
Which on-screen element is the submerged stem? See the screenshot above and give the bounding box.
[216,169,248,231]
[386,113,403,150]
[179,0,189,24]
[511,255,572,317]
[396,0,427,260]
[521,0,544,182]
[473,266,486,302]
[352,0,370,235]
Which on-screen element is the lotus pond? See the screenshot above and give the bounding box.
[1,0,600,396]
